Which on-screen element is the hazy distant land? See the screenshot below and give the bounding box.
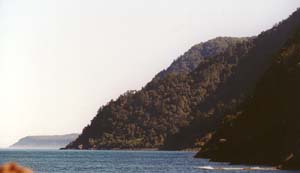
[9,134,79,149]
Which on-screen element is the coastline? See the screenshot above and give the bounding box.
[61,147,200,152]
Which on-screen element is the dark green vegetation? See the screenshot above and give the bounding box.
[154,37,249,80]
[196,9,300,170]
[10,134,79,149]
[66,8,300,169]
[65,37,255,150]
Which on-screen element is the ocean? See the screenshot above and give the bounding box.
[0,149,296,173]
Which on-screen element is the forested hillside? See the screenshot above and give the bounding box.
[163,8,300,150]
[196,9,300,170]
[65,8,300,151]
[154,37,249,80]
[196,30,300,170]
[65,37,253,150]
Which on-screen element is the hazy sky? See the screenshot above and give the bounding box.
[0,0,299,148]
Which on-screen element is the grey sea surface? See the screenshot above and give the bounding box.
[0,149,297,173]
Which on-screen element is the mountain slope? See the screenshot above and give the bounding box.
[65,37,252,150]
[154,37,249,80]
[10,134,79,149]
[161,8,300,150]
[66,8,300,151]
[196,10,300,170]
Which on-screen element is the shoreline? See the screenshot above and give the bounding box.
[61,147,200,152]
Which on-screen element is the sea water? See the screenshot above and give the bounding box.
[0,149,296,173]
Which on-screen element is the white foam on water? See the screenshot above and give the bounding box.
[196,166,277,171]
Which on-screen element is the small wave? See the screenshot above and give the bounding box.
[196,166,277,171]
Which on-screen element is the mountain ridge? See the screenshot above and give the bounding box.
[154,37,251,81]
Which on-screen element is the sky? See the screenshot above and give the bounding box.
[0,0,299,148]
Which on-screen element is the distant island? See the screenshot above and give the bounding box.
[10,134,79,149]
